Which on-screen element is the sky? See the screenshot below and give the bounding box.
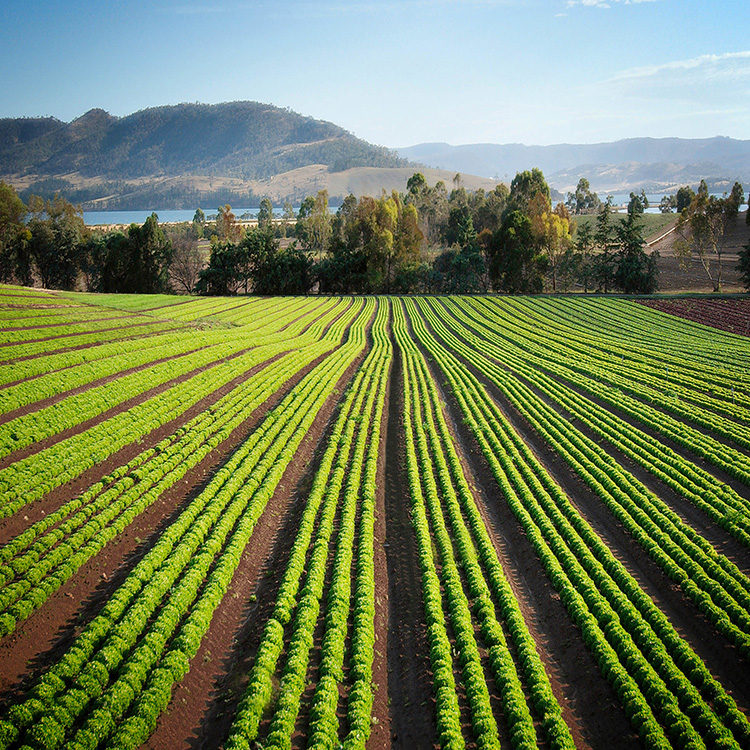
[1,0,748,149]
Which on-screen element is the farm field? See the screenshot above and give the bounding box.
[0,286,749,750]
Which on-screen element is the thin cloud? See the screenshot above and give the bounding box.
[566,0,657,7]
[607,51,750,84]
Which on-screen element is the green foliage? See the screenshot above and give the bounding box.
[488,210,546,293]
[738,241,750,291]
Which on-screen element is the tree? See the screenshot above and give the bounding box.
[594,197,617,293]
[216,204,241,243]
[613,212,658,294]
[257,198,274,231]
[659,194,677,213]
[566,178,601,215]
[488,210,546,293]
[572,221,596,293]
[168,230,204,294]
[627,189,649,215]
[737,241,750,291]
[296,191,331,259]
[528,194,573,292]
[0,182,29,284]
[676,186,696,213]
[675,180,741,291]
[27,194,88,289]
[96,214,173,293]
[407,172,427,196]
[195,241,245,296]
[508,168,550,214]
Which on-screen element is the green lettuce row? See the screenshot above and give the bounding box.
[402,299,575,750]
[101,300,374,750]
[0,329,195,387]
[0,298,326,414]
[0,298,357,514]
[226,298,382,749]
[497,297,750,417]
[436,299,750,647]
[451,299,750,479]
[306,299,390,750]
[398,301,513,750]
[461,297,750,450]
[342,299,391,750]
[0,347,328,636]
[0,316,153,344]
[0,320,182,362]
[0,309,126,330]
[0,295,348,455]
[0,300,371,750]
[501,356,750,547]
[401,331,465,750]
[415,299,747,749]
[445,297,750,547]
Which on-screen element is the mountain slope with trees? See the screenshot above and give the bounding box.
[0,102,410,208]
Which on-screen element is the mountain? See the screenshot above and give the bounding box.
[0,102,412,208]
[397,137,750,195]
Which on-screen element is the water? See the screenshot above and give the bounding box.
[83,195,747,225]
[84,207,273,226]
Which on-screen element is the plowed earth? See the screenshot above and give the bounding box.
[0,289,748,750]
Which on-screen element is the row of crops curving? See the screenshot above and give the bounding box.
[0,284,748,750]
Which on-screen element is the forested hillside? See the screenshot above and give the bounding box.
[0,102,409,207]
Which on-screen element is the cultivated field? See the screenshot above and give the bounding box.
[0,287,749,750]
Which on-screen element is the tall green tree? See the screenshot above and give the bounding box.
[489,210,546,293]
[613,212,659,294]
[0,182,29,284]
[594,197,617,292]
[27,194,87,289]
[566,177,601,215]
[257,198,274,231]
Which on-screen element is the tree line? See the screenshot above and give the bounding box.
[1,171,748,296]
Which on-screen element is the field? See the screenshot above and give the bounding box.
[0,286,749,750]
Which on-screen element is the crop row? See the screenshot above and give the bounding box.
[427,298,750,658]
[408,298,750,749]
[0,297,348,425]
[443,298,750,546]
[0,319,181,362]
[395,299,576,750]
[501,298,750,418]
[510,296,749,403]
[0,298,357,514]
[0,298,375,750]
[226,298,389,750]
[468,297,750,443]
[449,297,750,484]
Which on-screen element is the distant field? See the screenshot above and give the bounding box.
[0,287,749,750]
[572,211,677,240]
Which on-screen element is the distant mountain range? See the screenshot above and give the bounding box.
[2,101,747,210]
[397,138,750,195]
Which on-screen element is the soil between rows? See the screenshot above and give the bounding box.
[1,296,749,750]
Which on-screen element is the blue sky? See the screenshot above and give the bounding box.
[1,0,748,148]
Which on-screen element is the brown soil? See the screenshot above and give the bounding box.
[0,345,336,700]
[384,342,439,750]
[143,305,373,750]
[415,322,640,750]
[637,297,750,336]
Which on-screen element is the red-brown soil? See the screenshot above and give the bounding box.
[637,297,750,336]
